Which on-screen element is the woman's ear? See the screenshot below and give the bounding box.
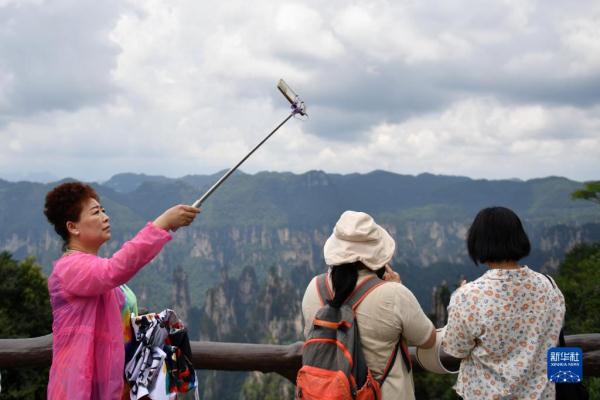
[66,221,80,236]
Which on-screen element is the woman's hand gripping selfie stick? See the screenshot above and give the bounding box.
[191,80,307,208]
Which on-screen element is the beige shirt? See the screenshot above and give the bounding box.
[302,268,434,400]
[442,266,565,400]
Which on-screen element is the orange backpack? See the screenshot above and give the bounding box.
[296,273,411,400]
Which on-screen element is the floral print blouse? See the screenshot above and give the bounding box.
[442,266,565,400]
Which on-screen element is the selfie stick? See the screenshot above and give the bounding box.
[191,80,307,208]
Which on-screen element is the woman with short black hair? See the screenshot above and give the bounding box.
[442,206,565,399]
[466,206,531,265]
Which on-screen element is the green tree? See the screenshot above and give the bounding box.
[413,372,460,400]
[240,372,294,400]
[555,243,600,397]
[555,243,600,334]
[571,181,600,204]
[0,252,52,399]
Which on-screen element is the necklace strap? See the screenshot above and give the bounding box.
[63,248,82,256]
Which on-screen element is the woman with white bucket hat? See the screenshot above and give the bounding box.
[301,210,437,400]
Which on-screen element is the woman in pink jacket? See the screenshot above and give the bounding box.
[43,181,199,399]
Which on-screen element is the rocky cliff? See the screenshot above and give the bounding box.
[1,171,599,399]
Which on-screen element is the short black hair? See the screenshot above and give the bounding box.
[44,182,99,247]
[467,206,531,265]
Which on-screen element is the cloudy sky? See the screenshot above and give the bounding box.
[1,0,599,183]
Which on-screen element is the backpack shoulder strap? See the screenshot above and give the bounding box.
[543,273,557,288]
[344,275,385,310]
[344,276,413,377]
[379,339,407,382]
[316,273,333,306]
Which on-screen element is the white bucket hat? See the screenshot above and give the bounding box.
[323,211,395,270]
[415,326,459,374]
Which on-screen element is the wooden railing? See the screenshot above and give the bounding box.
[1,334,599,382]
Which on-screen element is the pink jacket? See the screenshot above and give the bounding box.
[47,222,172,399]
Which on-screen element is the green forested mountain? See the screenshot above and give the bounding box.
[2,170,599,267]
[0,253,52,399]
[2,170,599,312]
[1,170,599,399]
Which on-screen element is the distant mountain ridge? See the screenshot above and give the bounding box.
[101,170,600,225]
[103,172,173,193]
[1,170,599,310]
[2,169,599,256]
[3,170,600,399]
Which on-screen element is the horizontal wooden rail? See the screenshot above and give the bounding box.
[1,334,599,382]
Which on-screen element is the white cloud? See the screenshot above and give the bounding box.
[0,0,123,118]
[332,4,452,64]
[0,0,599,182]
[287,98,600,179]
[560,15,600,75]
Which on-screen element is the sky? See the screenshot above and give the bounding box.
[0,0,599,183]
